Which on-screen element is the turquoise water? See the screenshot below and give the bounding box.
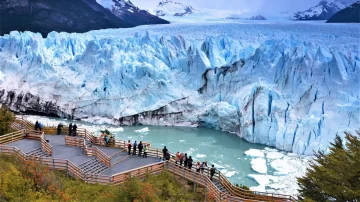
[111,125,268,187]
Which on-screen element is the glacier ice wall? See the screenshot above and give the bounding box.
[0,26,359,155]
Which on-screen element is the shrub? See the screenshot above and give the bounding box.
[0,106,15,135]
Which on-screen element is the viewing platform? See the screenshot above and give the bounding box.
[0,118,296,202]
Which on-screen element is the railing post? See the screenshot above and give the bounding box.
[52,159,55,169]
[66,161,69,177]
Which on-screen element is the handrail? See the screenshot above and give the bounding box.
[11,118,296,201]
[40,132,52,156]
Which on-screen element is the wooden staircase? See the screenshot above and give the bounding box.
[26,148,50,158]
[111,152,131,167]
[78,158,109,174]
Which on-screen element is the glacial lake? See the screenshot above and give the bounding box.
[24,115,280,188]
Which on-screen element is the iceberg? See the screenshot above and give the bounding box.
[250,158,267,174]
[135,127,149,133]
[266,151,285,160]
[245,149,265,158]
[0,22,358,155]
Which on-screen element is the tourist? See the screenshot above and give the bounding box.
[183,153,188,167]
[72,124,77,136]
[200,161,208,174]
[195,162,201,173]
[179,153,184,166]
[133,141,137,155]
[35,121,39,131]
[57,123,63,135]
[138,141,143,157]
[210,165,216,181]
[127,140,131,155]
[143,145,147,158]
[187,156,193,170]
[104,134,109,146]
[68,123,73,136]
[175,152,180,164]
[38,122,43,131]
[162,146,168,160]
[165,151,171,161]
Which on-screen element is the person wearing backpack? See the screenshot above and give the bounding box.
[179,153,184,166]
[162,146,168,160]
[187,156,193,170]
[183,153,188,167]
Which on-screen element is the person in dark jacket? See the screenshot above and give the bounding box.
[72,124,77,136]
[35,121,39,131]
[183,153,188,167]
[38,122,43,131]
[210,165,216,181]
[179,153,184,166]
[162,146,168,160]
[165,151,170,161]
[132,141,137,155]
[57,123,63,135]
[187,156,193,170]
[127,140,132,155]
[68,123,73,136]
[138,141,143,157]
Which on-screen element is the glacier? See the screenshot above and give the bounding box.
[0,22,359,155]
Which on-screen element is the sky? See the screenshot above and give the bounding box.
[130,0,324,13]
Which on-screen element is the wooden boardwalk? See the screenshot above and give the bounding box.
[0,118,296,202]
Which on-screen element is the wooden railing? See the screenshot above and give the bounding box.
[11,118,296,201]
[40,133,53,156]
[0,130,24,144]
[65,136,84,148]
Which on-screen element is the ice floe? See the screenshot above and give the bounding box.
[134,127,149,133]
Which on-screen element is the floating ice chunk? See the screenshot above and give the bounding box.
[134,127,149,133]
[179,140,185,142]
[266,152,285,160]
[287,153,298,157]
[264,147,278,152]
[245,149,265,158]
[225,171,236,177]
[248,174,270,186]
[195,154,207,158]
[270,159,296,175]
[109,127,124,132]
[251,158,267,174]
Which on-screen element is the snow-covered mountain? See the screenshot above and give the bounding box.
[154,0,196,17]
[327,1,360,22]
[0,23,359,155]
[293,0,356,20]
[96,0,169,26]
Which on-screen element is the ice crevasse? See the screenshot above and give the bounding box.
[0,30,359,155]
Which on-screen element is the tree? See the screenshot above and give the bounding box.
[0,106,16,135]
[297,131,360,201]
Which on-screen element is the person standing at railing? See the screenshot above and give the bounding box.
[72,124,77,136]
[138,141,143,157]
[57,123,63,135]
[38,122,43,131]
[210,164,216,181]
[187,156,193,170]
[35,121,39,131]
[133,141,137,155]
[68,123,73,136]
[162,146,168,160]
[143,145,147,158]
[183,153,188,167]
[165,151,170,161]
[200,161,208,174]
[195,162,201,173]
[175,152,180,164]
[179,152,184,166]
[127,140,132,155]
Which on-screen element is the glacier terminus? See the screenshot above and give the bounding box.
[0,22,359,155]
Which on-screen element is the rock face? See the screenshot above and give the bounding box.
[155,0,196,17]
[327,1,360,22]
[0,23,359,155]
[0,0,131,37]
[293,0,355,20]
[104,0,169,26]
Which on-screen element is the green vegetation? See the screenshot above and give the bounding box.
[297,131,360,201]
[0,154,204,202]
[234,183,250,190]
[0,106,15,135]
